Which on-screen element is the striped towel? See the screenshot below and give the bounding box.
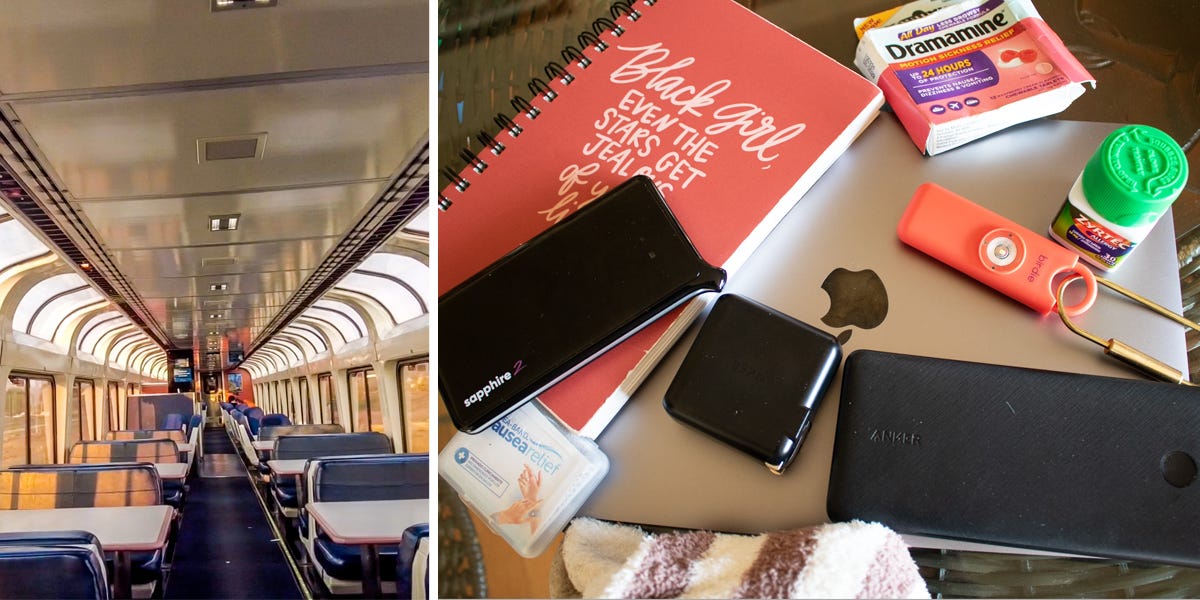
[549,518,929,599]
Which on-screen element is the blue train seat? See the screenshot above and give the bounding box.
[302,453,428,595]
[396,523,430,599]
[261,413,292,428]
[163,413,185,431]
[0,543,110,600]
[2,465,167,587]
[244,407,265,437]
[270,433,393,518]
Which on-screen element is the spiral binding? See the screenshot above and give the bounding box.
[477,131,505,155]
[459,148,487,174]
[544,61,574,86]
[440,0,654,211]
[494,113,523,137]
[561,45,591,69]
[511,95,540,119]
[529,77,557,102]
[577,30,607,52]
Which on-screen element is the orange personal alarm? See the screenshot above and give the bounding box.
[898,182,1096,317]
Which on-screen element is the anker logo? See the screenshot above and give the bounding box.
[869,428,921,446]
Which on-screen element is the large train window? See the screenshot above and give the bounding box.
[296,377,310,425]
[348,367,381,433]
[4,374,56,466]
[318,373,337,425]
[107,381,121,431]
[397,360,429,453]
[67,378,96,451]
[75,379,97,441]
[284,380,295,421]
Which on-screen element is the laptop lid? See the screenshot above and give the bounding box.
[582,116,1188,536]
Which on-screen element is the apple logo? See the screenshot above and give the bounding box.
[820,268,888,344]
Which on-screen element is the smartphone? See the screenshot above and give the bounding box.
[440,175,726,433]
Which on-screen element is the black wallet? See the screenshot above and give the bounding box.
[440,176,726,433]
[828,350,1200,567]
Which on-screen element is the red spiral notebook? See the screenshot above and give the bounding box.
[439,0,883,437]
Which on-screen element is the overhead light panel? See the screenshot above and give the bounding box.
[209,214,240,232]
[209,313,223,319]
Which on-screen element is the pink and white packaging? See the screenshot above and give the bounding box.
[854,0,1094,155]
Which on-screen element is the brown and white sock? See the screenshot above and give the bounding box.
[551,518,929,599]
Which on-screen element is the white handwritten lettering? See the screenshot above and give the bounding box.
[610,43,731,117]
[707,104,806,162]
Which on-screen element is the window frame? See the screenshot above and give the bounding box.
[5,373,58,466]
[107,381,121,431]
[347,366,380,433]
[317,372,337,425]
[296,376,310,425]
[395,358,429,454]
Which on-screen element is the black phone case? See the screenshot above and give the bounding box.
[829,350,1200,567]
[440,176,726,433]
[663,294,840,473]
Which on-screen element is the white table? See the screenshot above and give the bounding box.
[252,440,275,452]
[0,505,174,598]
[174,442,194,465]
[266,459,307,476]
[154,462,188,481]
[267,459,310,517]
[308,499,429,597]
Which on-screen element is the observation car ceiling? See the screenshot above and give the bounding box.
[0,0,428,371]
[241,225,431,378]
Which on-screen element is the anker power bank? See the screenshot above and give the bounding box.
[664,294,840,474]
[828,350,1200,567]
[440,176,726,433]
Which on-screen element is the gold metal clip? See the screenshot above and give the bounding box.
[1056,275,1197,386]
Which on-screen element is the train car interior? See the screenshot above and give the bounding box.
[0,1,429,598]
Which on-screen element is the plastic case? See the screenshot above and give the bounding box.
[439,401,609,557]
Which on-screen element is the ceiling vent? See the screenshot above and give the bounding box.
[202,257,238,269]
[197,133,267,163]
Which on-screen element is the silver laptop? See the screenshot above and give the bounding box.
[580,116,1188,548]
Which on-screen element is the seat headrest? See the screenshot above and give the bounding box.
[0,545,109,600]
[274,432,393,460]
[0,531,101,549]
[312,454,429,501]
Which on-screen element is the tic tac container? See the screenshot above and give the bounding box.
[1049,125,1188,271]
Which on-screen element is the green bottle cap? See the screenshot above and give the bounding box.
[1082,125,1188,227]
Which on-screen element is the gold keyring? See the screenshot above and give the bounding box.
[1056,275,1197,386]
